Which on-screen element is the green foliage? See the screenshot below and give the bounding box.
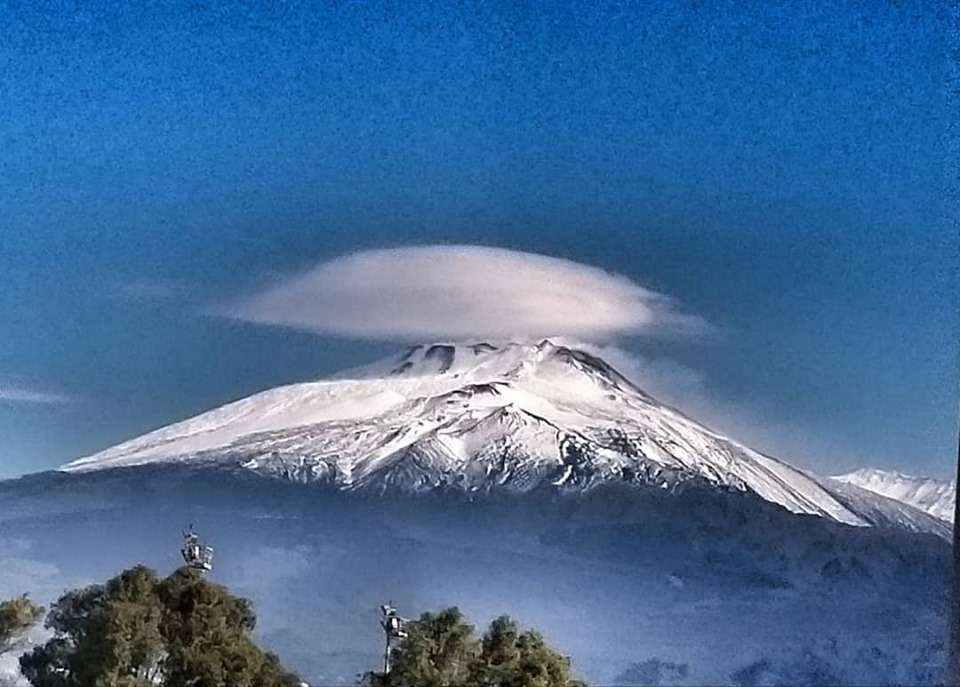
[387,608,478,687]
[363,608,583,687]
[0,595,44,654]
[19,566,165,687]
[19,566,301,687]
[159,567,300,687]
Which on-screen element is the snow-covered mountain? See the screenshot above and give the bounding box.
[833,468,956,523]
[4,340,951,685]
[63,340,949,538]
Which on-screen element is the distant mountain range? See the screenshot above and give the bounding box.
[833,468,955,523]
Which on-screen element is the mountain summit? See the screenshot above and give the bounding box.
[64,340,947,537]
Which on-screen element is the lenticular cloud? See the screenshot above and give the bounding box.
[227,245,705,341]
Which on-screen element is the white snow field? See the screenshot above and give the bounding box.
[64,340,949,538]
[833,467,955,523]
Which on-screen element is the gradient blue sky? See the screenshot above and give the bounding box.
[1,0,956,479]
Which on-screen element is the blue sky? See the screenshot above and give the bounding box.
[0,0,956,479]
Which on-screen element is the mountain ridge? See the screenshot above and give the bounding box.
[833,467,955,523]
[62,340,949,538]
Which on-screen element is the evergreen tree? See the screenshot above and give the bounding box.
[19,566,166,687]
[386,608,478,687]
[19,566,301,687]
[481,619,581,687]
[158,567,300,687]
[363,608,582,687]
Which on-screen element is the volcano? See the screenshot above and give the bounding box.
[0,341,950,685]
[62,340,947,538]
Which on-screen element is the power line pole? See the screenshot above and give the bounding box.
[380,602,409,675]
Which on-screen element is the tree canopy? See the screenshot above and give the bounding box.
[17,566,301,687]
[365,607,583,687]
[0,595,44,655]
[8,573,580,686]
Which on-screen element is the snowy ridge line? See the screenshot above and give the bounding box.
[63,340,950,538]
[832,468,955,524]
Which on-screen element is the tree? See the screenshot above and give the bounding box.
[0,595,44,655]
[158,567,300,687]
[471,616,581,687]
[385,608,478,687]
[363,608,583,687]
[19,566,167,687]
[19,566,301,687]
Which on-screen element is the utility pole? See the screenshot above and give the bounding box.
[380,602,409,675]
[383,631,390,674]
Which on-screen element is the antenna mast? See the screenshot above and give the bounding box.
[380,602,409,674]
[180,525,214,573]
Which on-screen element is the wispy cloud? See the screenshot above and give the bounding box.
[557,341,713,411]
[222,246,708,342]
[572,341,851,472]
[0,383,74,406]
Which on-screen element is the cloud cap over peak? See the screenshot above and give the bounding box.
[226,245,706,342]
